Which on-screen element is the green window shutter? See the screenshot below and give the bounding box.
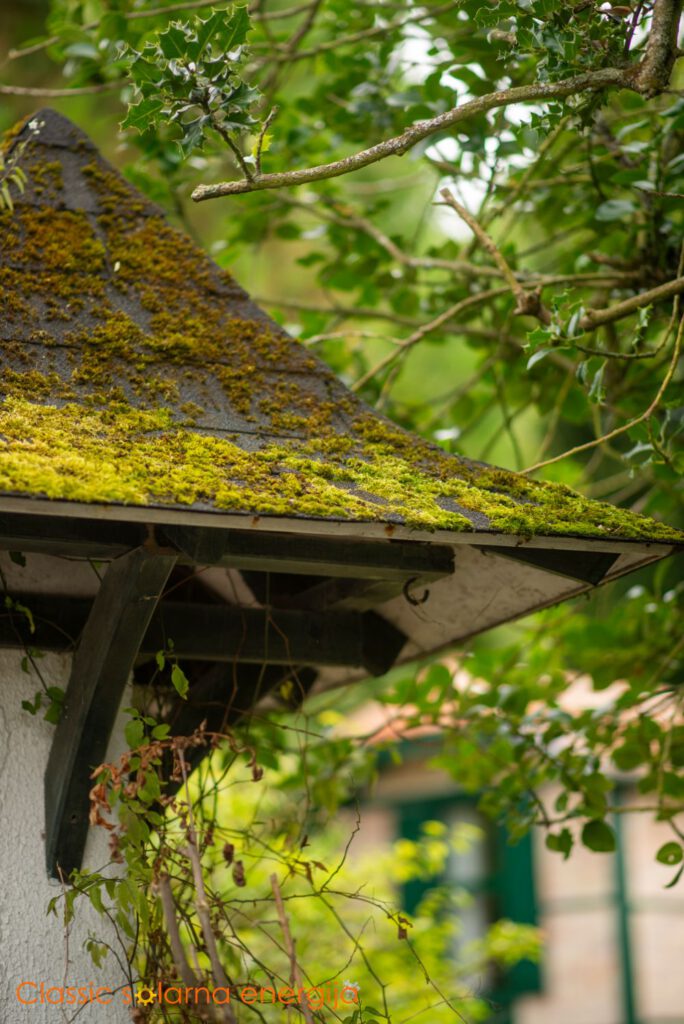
[397,796,447,915]
[493,827,542,999]
[396,796,542,1005]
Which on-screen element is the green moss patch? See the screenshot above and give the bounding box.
[0,394,681,542]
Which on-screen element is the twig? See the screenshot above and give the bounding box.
[259,0,324,98]
[491,115,570,234]
[270,874,314,1024]
[156,874,199,988]
[624,2,647,55]
[438,187,542,317]
[191,67,631,200]
[259,0,462,65]
[524,308,684,473]
[0,81,120,96]
[255,106,279,175]
[178,749,238,1024]
[183,840,235,998]
[205,105,254,181]
[351,287,510,391]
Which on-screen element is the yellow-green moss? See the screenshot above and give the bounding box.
[29,159,63,197]
[1,207,106,273]
[0,394,681,542]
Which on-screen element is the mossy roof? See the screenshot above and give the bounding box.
[0,109,681,546]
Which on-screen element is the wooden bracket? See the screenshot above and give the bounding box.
[44,547,177,879]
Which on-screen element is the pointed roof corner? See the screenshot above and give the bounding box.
[3,107,98,155]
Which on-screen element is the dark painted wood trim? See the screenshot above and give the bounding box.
[482,545,619,585]
[44,547,177,879]
[6,595,406,676]
[160,524,454,580]
[0,512,145,559]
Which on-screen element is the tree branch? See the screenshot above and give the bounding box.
[270,874,314,1024]
[578,274,684,330]
[0,81,120,96]
[634,0,683,95]
[351,287,510,391]
[191,67,630,201]
[156,874,199,989]
[438,187,535,313]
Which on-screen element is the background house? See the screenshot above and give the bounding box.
[341,704,684,1024]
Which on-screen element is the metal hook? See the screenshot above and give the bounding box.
[403,577,429,606]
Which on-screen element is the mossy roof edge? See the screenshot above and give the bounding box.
[0,110,682,548]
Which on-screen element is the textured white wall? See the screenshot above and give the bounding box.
[0,651,131,1023]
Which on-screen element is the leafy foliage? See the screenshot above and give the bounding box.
[122,7,260,156]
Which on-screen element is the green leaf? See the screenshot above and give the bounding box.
[524,326,552,353]
[214,5,251,54]
[545,828,573,859]
[588,361,606,404]
[656,842,683,866]
[197,8,231,55]
[122,97,165,134]
[158,23,188,60]
[595,199,637,222]
[581,820,616,853]
[125,719,145,749]
[527,347,554,370]
[171,663,190,699]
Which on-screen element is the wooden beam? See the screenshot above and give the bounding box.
[1,595,406,676]
[143,603,405,675]
[160,524,454,581]
[44,547,177,879]
[270,572,447,612]
[0,512,145,559]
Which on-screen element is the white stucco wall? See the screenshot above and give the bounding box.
[0,650,131,1024]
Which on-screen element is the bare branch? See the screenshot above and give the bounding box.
[0,81,120,96]
[438,187,534,313]
[257,0,463,65]
[255,106,279,175]
[578,274,684,329]
[270,874,314,1024]
[351,287,510,391]
[156,874,199,989]
[191,67,630,201]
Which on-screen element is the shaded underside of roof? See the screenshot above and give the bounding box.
[0,109,681,545]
